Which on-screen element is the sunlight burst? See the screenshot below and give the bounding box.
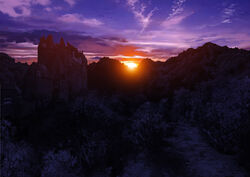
[123,62,138,70]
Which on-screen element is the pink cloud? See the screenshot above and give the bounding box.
[126,0,157,32]
[162,12,194,28]
[222,4,236,24]
[161,0,193,28]
[0,41,37,64]
[169,0,187,17]
[58,13,103,27]
[33,0,50,6]
[0,0,50,17]
[0,0,31,17]
[64,0,76,6]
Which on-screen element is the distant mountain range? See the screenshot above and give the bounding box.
[1,37,250,115]
[1,36,250,176]
[88,42,250,97]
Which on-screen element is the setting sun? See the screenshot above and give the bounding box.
[123,62,138,70]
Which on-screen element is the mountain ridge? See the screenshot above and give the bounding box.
[1,39,250,176]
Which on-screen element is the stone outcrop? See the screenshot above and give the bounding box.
[23,35,87,101]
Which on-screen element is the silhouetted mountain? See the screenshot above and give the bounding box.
[23,35,87,102]
[88,57,127,92]
[87,43,250,100]
[143,42,250,98]
[1,41,250,177]
[0,53,29,86]
[166,42,250,82]
[2,41,250,106]
[88,57,153,94]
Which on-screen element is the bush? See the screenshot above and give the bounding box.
[76,130,107,168]
[125,102,171,152]
[171,88,194,121]
[1,120,38,177]
[121,159,151,177]
[41,150,81,177]
[201,78,250,153]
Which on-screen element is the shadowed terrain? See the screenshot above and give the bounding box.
[1,37,250,177]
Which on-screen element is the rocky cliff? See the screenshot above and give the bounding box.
[23,35,87,101]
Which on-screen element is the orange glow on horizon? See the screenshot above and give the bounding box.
[121,61,138,70]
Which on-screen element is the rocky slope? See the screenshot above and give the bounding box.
[137,43,250,99]
[163,42,250,88]
[1,41,250,177]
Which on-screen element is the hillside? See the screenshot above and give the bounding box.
[1,41,250,177]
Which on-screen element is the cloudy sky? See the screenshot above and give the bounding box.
[0,0,250,63]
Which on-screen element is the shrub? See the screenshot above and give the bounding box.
[201,78,250,153]
[1,120,38,177]
[125,102,171,152]
[121,159,151,177]
[41,150,81,177]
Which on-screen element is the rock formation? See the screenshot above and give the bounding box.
[23,35,87,101]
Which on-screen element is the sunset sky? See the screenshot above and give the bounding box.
[0,0,250,63]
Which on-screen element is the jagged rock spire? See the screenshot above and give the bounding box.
[40,36,46,43]
[46,35,54,47]
[60,37,65,47]
[35,35,88,101]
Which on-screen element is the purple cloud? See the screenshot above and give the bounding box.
[162,0,193,28]
[0,0,50,17]
[58,13,103,27]
[222,4,236,24]
[126,0,157,32]
[64,0,76,6]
